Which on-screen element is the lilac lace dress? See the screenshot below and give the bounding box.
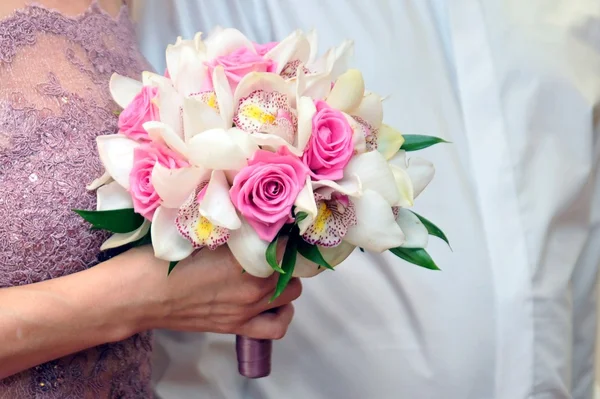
[0,2,154,398]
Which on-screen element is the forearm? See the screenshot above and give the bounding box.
[0,247,162,379]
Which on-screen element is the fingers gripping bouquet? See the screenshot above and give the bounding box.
[77,28,449,378]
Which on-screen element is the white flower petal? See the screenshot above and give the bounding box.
[344,189,405,252]
[151,164,207,209]
[326,69,364,112]
[390,165,414,207]
[306,29,319,65]
[293,241,356,278]
[212,66,234,127]
[100,220,151,251]
[296,96,316,152]
[407,157,435,199]
[352,92,383,129]
[96,181,133,211]
[294,176,318,235]
[249,133,304,157]
[151,206,195,261]
[142,71,172,88]
[182,96,223,141]
[187,128,256,170]
[264,30,310,75]
[86,171,113,191]
[206,28,254,59]
[396,208,429,248]
[344,151,399,205]
[298,50,334,101]
[96,134,139,190]
[227,127,260,158]
[143,73,184,137]
[166,36,208,96]
[377,124,405,160]
[109,73,142,109]
[311,174,362,197]
[331,40,354,80]
[142,121,189,159]
[227,217,274,278]
[345,113,367,155]
[199,170,241,230]
[294,66,307,107]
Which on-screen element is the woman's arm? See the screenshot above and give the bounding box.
[0,247,158,379]
[0,246,301,379]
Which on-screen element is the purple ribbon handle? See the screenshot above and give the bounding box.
[236,335,272,378]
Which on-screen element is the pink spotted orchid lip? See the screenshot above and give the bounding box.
[301,191,357,248]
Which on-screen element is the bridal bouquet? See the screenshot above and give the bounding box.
[77,27,449,378]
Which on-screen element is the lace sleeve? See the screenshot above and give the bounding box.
[0,2,154,398]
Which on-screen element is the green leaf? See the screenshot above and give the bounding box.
[409,211,451,248]
[297,240,334,271]
[265,235,285,274]
[400,135,449,152]
[389,247,441,271]
[295,211,308,224]
[167,261,179,276]
[74,208,144,234]
[271,236,298,302]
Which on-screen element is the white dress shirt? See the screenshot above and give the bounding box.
[134,1,600,398]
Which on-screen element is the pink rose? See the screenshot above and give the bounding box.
[230,147,309,242]
[118,86,159,142]
[302,100,355,180]
[253,41,278,56]
[205,46,276,91]
[130,143,188,220]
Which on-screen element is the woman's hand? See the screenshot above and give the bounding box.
[131,245,302,340]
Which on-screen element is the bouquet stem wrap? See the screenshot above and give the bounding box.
[236,335,272,378]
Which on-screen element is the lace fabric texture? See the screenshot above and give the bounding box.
[0,2,153,397]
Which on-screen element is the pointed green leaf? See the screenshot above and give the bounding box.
[400,135,449,152]
[265,235,285,274]
[167,261,179,276]
[409,211,451,248]
[297,240,334,270]
[74,208,144,234]
[271,236,298,302]
[295,211,308,224]
[389,247,441,270]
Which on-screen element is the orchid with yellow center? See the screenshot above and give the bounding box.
[301,191,357,247]
[175,170,241,250]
